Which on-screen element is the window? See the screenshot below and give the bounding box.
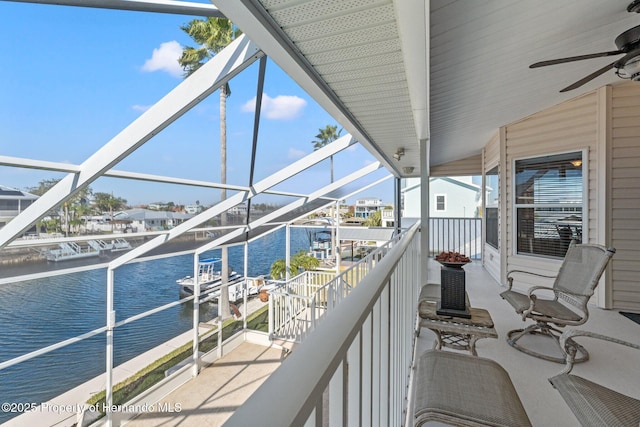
[514,151,584,258]
[435,195,446,211]
[485,166,499,249]
[0,200,19,211]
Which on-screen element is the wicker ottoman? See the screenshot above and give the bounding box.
[414,350,531,426]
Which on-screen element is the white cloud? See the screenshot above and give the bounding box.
[241,94,307,120]
[288,148,306,160]
[141,41,183,78]
[132,104,151,112]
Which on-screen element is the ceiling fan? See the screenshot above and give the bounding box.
[530,0,640,92]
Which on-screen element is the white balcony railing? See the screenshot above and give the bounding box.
[227,221,421,426]
[268,230,405,343]
[429,217,482,259]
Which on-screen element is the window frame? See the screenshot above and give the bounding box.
[511,148,588,259]
[435,194,446,212]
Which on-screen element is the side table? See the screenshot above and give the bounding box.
[417,284,498,356]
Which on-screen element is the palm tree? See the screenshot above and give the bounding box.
[364,210,382,227]
[270,259,287,280]
[179,18,241,320]
[270,251,320,280]
[311,125,343,183]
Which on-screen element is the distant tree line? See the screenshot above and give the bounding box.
[27,179,127,235]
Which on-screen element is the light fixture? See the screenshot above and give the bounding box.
[403,166,415,174]
[570,159,582,167]
[618,54,640,81]
[393,148,405,161]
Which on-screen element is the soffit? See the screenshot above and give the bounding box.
[219,0,639,176]
[429,0,638,167]
[217,0,426,178]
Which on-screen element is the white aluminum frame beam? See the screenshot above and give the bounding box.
[108,134,356,269]
[194,160,383,255]
[2,0,225,17]
[0,155,323,200]
[0,34,263,250]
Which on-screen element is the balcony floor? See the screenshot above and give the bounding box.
[412,260,640,427]
[127,342,287,427]
[128,260,639,427]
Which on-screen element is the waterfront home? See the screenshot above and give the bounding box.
[112,209,193,232]
[0,185,38,230]
[354,197,384,219]
[1,1,640,427]
[184,204,204,215]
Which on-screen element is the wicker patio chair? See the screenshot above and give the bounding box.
[549,329,640,427]
[500,241,615,363]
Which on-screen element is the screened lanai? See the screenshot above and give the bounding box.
[0,3,400,425]
[2,1,640,426]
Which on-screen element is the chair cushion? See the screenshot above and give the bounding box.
[500,289,531,312]
[414,350,532,427]
[550,373,640,427]
[500,289,582,321]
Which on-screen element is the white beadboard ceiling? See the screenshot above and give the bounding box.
[216,0,640,176]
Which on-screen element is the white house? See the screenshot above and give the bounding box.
[147,202,170,211]
[184,204,203,215]
[354,197,383,219]
[401,176,485,220]
[228,203,247,216]
[0,185,38,230]
[113,209,193,232]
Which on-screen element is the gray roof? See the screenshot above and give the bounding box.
[114,208,193,221]
[338,227,395,243]
[0,185,38,200]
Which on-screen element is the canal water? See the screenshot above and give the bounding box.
[0,227,312,424]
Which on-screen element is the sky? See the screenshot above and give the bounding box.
[0,2,394,208]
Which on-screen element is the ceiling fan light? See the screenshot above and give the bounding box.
[621,55,640,81]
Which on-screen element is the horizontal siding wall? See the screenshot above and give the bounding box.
[504,92,599,290]
[484,131,500,170]
[430,154,482,176]
[610,82,640,312]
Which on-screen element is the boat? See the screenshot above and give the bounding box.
[177,257,244,300]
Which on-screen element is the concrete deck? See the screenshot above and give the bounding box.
[127,342,287,427]
[4,326,212,427]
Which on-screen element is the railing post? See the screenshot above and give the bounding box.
[329,359,345,427]
[105,267,115,427]
[243,242,248,330]
[192,254,200,377]
[310,297,317,331]
[268,292,274,340]
[217,317,223,359]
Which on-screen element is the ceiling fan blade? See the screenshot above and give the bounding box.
[530,50,623,68]
[559,61,616,92]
